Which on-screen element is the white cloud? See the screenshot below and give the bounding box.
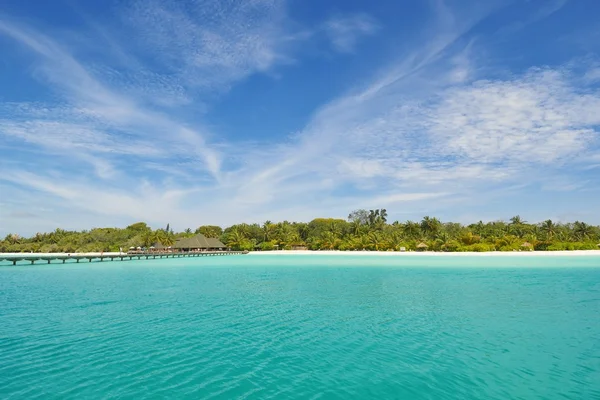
[428,68,600,164]
[0,19,223,179]
[123,0,294,89]
[0,119,160,156]
[324,14,379,53]
[583,67,600,83]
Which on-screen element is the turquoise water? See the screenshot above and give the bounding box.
[1,255,599,399]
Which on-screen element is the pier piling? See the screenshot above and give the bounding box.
[3,251,246,266]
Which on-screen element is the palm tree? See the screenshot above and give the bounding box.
[471,221,485,236]
[5,233,21,244]
[387,232,403,251]
[152,230,165,245]
[141,231,154,247]
[540,220,556,240]
[403,221,421,239]
[226,228,246,250]
[573,221,593,241]
[420,216,441,239]
[277,224,297,248]
[162,232,176,247]
[295,223,309,241]
[460,231,480,245]
[238,223,251,238]
[262,221,275,242]
[510,215,524,225]
[350,220,362,236]
[319,231,337,250]
[380,209,388,223]
[367,231,385,251]
[184,228,192,234]
[328,221,342,237]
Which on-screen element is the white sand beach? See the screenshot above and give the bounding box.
[2,250,599,260]
[249,250,600,257]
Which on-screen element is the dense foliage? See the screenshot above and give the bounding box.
[2,211,599,253]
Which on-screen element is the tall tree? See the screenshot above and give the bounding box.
[420,216,441,238]
[348,209,369,225]
[540,220,556,240]
[510,216,524,225]
[403,221,421,239]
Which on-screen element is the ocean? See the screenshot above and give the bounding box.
[1,255,599,399]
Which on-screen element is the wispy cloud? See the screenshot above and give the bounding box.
[324,14,379,53]
[496,0,571,35]
[0,18,222,179]
[122,0,295,89]
[427,67,600,164]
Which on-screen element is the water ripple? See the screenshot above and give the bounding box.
[1,258,599,399]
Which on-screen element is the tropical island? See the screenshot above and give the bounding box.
[2,210,599,253]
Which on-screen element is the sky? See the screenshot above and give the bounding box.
[1,0,599,236]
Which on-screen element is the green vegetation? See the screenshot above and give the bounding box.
[2,211,600,253]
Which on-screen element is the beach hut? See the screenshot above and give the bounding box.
[416,242,428,252]
[173,237,196,252]
[207,237,227,250]
[521,242,533,251]
[174,234,225,252]
[152,242,167,253]
[399,246,406,252]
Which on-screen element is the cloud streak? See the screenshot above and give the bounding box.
[324,14,379,53]
[0,18,222,179]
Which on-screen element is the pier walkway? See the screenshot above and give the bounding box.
[1,251,248,266]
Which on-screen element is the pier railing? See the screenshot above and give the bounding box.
[0,251,248,266]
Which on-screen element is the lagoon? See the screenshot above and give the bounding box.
[1,255,599,399]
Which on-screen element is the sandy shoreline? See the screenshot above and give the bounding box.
[1,250,599,258]
[249,250,600,257]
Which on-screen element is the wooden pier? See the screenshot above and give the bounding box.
[1,251,248,266]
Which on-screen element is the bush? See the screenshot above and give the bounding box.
[442,240,461,252]
[260,241,276,251]
[462,243,494,252]
[534,241,552,251]
[574,242,598,250]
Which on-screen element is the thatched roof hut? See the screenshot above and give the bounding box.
[174,234,226,251]
[521,242,533,250]
[207,237,226,250]
[416,242,428,251]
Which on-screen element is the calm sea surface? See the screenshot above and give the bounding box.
[1,255,599,399]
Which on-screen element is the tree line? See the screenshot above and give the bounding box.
[2,210,599,253]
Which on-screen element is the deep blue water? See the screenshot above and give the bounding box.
[1,255,599,399]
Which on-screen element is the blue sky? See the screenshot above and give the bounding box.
[1,0,599,235]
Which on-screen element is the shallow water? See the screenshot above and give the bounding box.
[1,255,599,399]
